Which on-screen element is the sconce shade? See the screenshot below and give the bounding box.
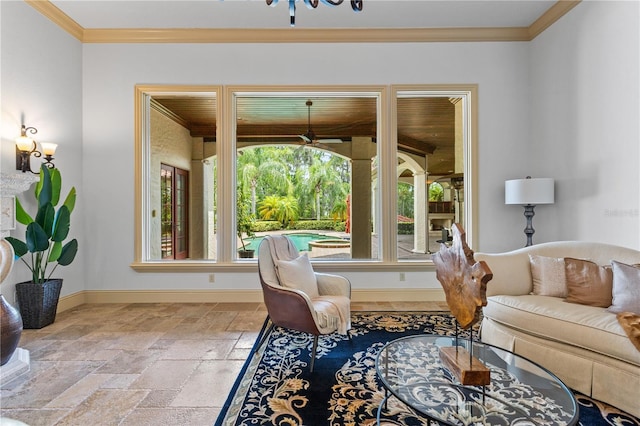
[15,135,35,152]
[505,178,554,205]
[41,143,57,156]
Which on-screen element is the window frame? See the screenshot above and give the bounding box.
[131,84,477,272]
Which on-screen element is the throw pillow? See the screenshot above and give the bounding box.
[608,260,640,314]
[275,253,319,298]
[529,255,567,297]
[564,258,613,307]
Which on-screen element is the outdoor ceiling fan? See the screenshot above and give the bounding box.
[298,100,343,149]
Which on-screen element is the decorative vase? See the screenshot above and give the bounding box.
[15,279,63,329]
[1,294,23,365]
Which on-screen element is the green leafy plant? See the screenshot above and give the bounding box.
[237,184,255,252]
[6,165,78,284]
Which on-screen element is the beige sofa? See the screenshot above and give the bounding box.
[475,241,640,417]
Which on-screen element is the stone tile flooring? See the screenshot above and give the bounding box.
[0,301,447,425]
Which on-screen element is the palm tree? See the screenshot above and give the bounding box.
[258,195,299,227]
[240,162,259,215]
[258,195,280,222]
[331,199,348,221]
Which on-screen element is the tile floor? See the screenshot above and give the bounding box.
[0,301,447,426]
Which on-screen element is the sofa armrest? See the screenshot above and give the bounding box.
[315,273,351,298]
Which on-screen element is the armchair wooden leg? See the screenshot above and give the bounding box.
[254,318,274,354]
[310,335,319,372]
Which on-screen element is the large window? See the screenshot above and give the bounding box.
[232,92,380,261]
[394,90,472,261]
[133,85,476,270]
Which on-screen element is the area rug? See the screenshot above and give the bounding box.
[216,312,640,426]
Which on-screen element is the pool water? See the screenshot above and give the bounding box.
[243,233,337,252]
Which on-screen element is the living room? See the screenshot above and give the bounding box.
[2,0,638,308]
[0,0,638,423]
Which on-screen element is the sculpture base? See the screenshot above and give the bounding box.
[0,348,30,383]
[439,346,490,386]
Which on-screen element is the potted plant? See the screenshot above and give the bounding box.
[237,184,255,258]
[6,165,78,329]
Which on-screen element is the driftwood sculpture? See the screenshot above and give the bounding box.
[433,223,493,385]
[433,223,492,329]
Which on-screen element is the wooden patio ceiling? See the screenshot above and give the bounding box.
[153,95,457,176]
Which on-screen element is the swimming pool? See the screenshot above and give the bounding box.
[243,233,338,252]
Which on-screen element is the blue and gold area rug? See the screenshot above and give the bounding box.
[216,312,639,426]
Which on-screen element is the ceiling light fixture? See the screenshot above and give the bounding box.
[266,0,363,27]
[298,100,343,149]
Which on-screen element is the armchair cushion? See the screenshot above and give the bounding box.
[275,253,319,298]
[315,273,351,297]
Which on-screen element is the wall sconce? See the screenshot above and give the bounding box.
[15,125,57,174]
[505,176,555,247]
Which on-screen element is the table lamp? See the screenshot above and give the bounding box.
[505,177,554,247]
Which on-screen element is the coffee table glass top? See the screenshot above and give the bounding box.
[376,335,578,426]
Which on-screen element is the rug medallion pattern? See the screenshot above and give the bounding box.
[217,312,640,426]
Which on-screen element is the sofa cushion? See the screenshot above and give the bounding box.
[484,294,640,366]
[529,254,567,297]
[608,261,640,314]
[564,258,613,307]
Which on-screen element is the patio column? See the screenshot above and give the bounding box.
[350,137,374,258]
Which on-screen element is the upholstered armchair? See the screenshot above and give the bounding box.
[256,235,351,372]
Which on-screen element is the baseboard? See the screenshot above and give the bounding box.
[352,288,446,302]
[58,291,87,312]
[57,288,446,312]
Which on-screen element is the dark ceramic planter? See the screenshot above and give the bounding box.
[15,279,63,329]
[0,294,23,365]
[238,249,255,259]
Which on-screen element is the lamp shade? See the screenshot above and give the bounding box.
[41,143,57,156]
[15,136,35,152]
[505,178,554,205]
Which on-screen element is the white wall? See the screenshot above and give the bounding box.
[1,1,638,299]
[0,1,84,304]
[81,41,529,291]
[530,0,640,249]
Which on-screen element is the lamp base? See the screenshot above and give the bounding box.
[523,204,536,247]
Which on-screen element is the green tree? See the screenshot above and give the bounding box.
[258,195,299,227]
[331,199,348,221]
[398,182,414,218]
[236,181,255,251]
[240,145,349,224]
[429,182,444,202]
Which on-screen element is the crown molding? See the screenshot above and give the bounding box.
[528,0,581,39]
[27,0,580,44]
[25,0,84,41]
[82,27,531,44]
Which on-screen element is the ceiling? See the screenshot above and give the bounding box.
[49,1,558,30]
[152,94,458,175]
[44,0,565,176]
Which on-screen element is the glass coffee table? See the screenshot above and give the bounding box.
[376,335,578,425]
